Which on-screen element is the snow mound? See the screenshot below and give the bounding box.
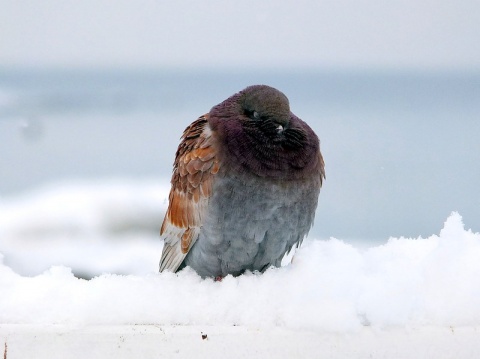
[0,180,168,276]
[1,212,479,331]
[0,179,169,238]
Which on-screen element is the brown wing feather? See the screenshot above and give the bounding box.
[159,114,219,273]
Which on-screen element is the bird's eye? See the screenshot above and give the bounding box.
[244,109,261,120]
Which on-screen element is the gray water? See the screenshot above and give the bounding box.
[1,68,479,242]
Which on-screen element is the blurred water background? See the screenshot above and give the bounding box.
[1,68,478,246]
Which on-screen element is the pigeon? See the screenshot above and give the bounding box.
[159,85,325,278]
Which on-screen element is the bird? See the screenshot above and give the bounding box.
[159,85,325,278]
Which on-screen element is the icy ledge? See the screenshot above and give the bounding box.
[1,325,479,359]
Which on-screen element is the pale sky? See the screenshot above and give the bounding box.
[1,0,479,70]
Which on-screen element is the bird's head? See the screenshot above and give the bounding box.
[240,85,290,137]
[208,85,320,179]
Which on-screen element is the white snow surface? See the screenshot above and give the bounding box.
[1,180,480,332]
[0,179,168,277]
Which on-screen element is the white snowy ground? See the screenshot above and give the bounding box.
[1,180,480,358]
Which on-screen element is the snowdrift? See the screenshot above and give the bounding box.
[1,181,479,358]
[1,212,479,329]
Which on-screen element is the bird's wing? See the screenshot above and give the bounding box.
[159,114,220,273]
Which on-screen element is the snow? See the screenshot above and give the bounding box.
[3,212,480,329]
[0,179,167,277]
[1,180,480,357]
[2,325,480,359]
